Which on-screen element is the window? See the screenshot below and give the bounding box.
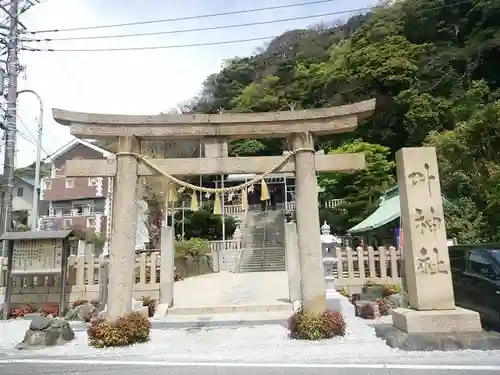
[16,187,24,197]
[63,218,72,228]
[449,249,466,271]
[43,179,52,190]
[468,253,497,279]
[86,217,96,228]
[88,178,97,186]
[65,178,75,188]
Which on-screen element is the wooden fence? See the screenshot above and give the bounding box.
[0,244,401,306]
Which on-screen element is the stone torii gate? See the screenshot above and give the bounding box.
[52,99,376,320]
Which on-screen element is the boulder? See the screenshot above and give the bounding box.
[16,316,75,349]
[385,293,404,309]
[75,302,96,321]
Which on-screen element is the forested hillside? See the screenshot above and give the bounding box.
[185,0,500,242]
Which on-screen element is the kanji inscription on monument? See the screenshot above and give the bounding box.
[396,147,455,310]
[12,238,63,275]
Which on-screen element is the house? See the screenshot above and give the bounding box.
[39,138,114,253]
[0,175,48,230]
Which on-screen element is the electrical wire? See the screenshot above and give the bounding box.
[16,115,51,155]
[22,10,374,42]
[20,0,474,53]
[25,0,340,34]
[22,35,276,52]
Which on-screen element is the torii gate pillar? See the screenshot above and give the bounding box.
[290,132,326,313]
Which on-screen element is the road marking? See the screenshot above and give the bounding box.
[0,359,499,371]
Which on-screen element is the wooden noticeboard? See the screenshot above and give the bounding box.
[0,230,73,320]
[11,238,64,275]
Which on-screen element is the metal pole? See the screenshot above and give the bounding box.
[199,141,203,208]
[221,175,226,247]
[1,0,19,256]
[181,202,185,239]
[17,89,43,231]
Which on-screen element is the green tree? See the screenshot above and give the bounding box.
[318,140,395,232]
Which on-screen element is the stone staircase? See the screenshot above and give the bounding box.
[238,207,286,272]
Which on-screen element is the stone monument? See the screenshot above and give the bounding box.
[321,222,355,318]
[392,147,482,334]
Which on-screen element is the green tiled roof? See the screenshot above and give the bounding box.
[347,185,449,234]
[347,192,400,234]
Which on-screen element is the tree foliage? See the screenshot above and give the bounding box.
[184,0,500,241]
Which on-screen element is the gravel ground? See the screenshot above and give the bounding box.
[1,317,500,366]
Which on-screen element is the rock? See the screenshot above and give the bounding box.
[75,302,96,321]
[385,293,404,308]
[360,285,384,301]
[29,315,51,331]
[374,323,500,351]
[355,301,380,319]
[17,317,75,349]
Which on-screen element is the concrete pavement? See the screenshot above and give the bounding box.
[0,361,499,375]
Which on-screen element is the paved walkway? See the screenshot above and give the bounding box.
[173,271,290,307]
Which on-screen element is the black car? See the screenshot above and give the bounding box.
[449,245,500,330]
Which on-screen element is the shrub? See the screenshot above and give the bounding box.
[338,287,349,298]
[72,300,88,308]
[141,297,156,317]
[174,269,184,281]
[288,310,346,340]
[377,299,391,316]
[87,312,151,348]
[358,302,380,320]
[39,304,59,317]
[382,283,401,297]
[9,304,36,319]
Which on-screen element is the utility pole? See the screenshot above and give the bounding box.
[0,0,20,255]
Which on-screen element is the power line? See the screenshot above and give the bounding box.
[23,10,370,42]
[20,0,474,53]
[16,113,36,142]
[23,35,276,52]
[24,0,339,34]
[22,0,474,41]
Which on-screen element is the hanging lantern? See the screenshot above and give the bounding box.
[190,191,199,211]
[166,183,178,202]
[213,193,222,215]
[260,179,270,201]
[241,187,248,211]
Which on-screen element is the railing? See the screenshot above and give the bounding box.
[40,206,102,219]
[166,200,344,216]
[0,245,400,305]
[210,239,242,272]
[332,246,402,291]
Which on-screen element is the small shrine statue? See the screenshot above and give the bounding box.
[320,221,342,245]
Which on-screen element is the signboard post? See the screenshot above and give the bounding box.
[0,230,73,320]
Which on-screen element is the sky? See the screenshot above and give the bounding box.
[5,0,376,168]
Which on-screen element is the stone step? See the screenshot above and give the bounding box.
[167,302,292,315]
[239,263,285,268]
[159,309,292,327]
[239,266,286,272]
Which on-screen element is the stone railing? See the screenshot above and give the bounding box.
[330,246,402,292]
[209,239,242,272]
[0,245,400,305]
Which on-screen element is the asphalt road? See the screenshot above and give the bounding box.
[0,361,499,375]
